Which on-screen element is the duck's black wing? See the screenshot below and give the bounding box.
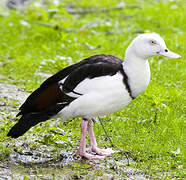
[7,55,123,138]
[18,55,123,116]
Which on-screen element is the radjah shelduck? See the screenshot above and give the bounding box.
[7,33,181,160]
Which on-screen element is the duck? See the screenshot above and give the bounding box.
[7,33,181,160]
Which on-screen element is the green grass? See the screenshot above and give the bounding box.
[0,0,185,178]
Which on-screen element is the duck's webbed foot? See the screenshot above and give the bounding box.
[75,149,104,160]
[90,147,115,156]
[76,118,115,160]
[87,119,115,157]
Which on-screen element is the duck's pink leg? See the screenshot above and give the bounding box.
[75,119,104,160]
[87,119,115,156]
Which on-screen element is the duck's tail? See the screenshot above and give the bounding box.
[7,112,50,138]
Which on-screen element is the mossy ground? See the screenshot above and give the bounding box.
[0,0,185,179]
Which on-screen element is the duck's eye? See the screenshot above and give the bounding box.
[150,40,156,45]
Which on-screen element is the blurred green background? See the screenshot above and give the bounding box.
[0,0,185,179]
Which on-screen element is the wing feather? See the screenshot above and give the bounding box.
[17,55,123,116]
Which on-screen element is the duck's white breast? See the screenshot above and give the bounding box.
[124,60,150,98]
[59,72,132,120]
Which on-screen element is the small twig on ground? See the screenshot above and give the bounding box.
[98,117,114,147]
[66,7,123,14]
[66,5,139,15]
[124,152,130,166]
[50,130,65,136]
[154,109,158,123]
[117,151,135,166]
[36,22,75,32]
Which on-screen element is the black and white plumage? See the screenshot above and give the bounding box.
[8,55,131,137]
[7,33,181,160]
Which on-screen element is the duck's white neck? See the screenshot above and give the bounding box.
[123,49,151,98]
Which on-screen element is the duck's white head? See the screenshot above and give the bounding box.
[126,33,181,60]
